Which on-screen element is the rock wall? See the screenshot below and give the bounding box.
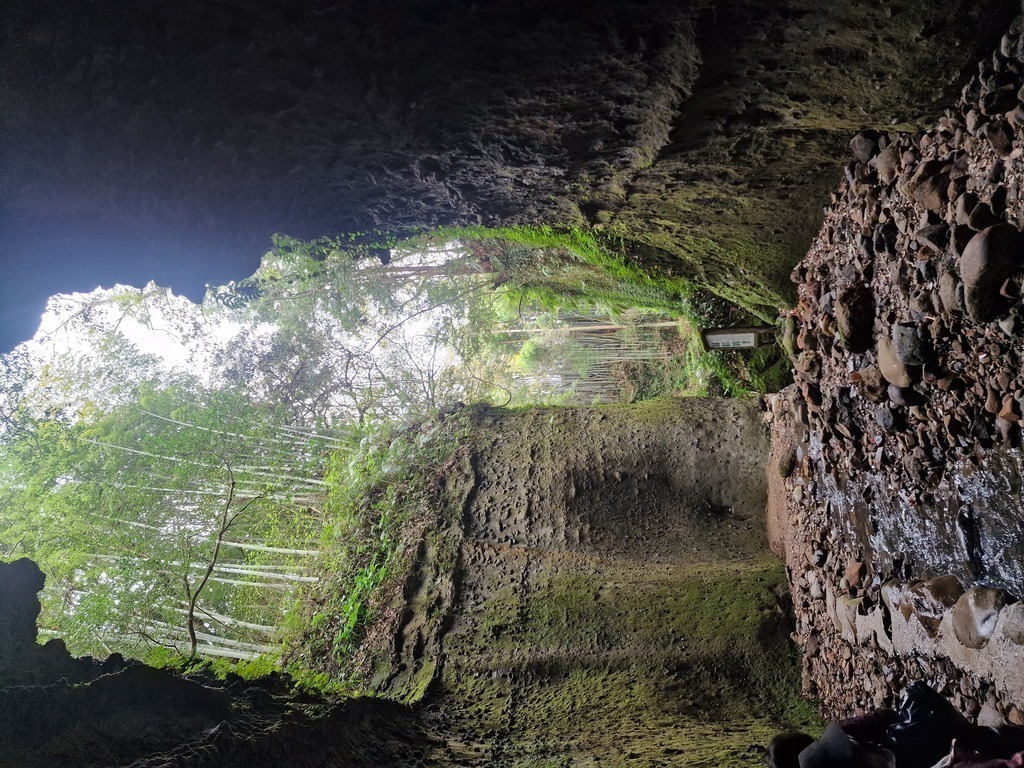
[779,18,1024,722]
[0,399,811,767]
[356,399,819,766]
[1,0,1014,346]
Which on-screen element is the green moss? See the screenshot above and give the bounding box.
[421,223,705,318]
[400,657,437,704]
[282,412,471,681]
[480,586,522,643]
[436,559,819,766]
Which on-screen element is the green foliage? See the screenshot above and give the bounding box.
[0,377,329,660]
[211,233,521,423]
[209,225,784,410]
[1,214,794,689]
[334,562,387,651]
[418,224,702,318]
[144,645,357,695]
[143,645,192,670]
[392,225,785,399]
[283,409,470,679]
[513,338,545,372]
[213,653,280,680]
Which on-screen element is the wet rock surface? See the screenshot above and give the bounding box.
[776,21,1024,721]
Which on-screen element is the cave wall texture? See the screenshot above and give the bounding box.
[0,0,1017,347]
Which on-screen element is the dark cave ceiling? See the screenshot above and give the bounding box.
[0,0,1015,351]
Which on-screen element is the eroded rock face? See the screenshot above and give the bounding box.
[835,283,874,353]
[0,557,97,687]
[398,399,795,765]
[0,559,45,654]
[0,0,1014,348]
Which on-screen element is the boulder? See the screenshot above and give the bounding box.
[938,270,963,314]
[844,558,866,589]
[888,384,924,408]
[850,131,882,164]
[832,592,864,644]
[955,192,980,225]
[877,335,914,387]
[916,175,950,211]
[906,575,964,636]
[960,223,1024,322]
[985,119,1015,156]
[951,586,1008,649]
[967,201,999,231]
[891,323,931,366]
[875,144,901,185]
[916,223,950,255]
[834,284,874,353]
[1001,602,1024,644]
[978,701,1008,728]
[853,365,888,403]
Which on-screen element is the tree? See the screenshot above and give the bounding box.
[0,231,688,663]
[210,235,510,422]
[0,380,331,659]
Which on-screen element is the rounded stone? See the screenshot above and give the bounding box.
[952,587,1008,649]
[906,576,964,637]
[835,284,874,353]
[961,224,1024,322]
[938,271,962,314]
[1001,602,1024,644]
[877,335,913,388]
[888,384,924,408]
[891,323,930,366]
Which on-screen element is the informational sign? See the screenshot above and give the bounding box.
[702,327,776,349]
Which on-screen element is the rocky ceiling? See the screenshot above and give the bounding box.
[0,0,1016,347]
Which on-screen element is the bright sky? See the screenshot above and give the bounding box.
[12,251,472,421]
[34,289,181,370]
[28,282,245,375]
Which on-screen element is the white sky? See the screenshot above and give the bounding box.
[27,282,244,378]
[12,260,468,422]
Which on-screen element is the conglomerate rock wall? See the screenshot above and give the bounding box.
[778,18,1024,722]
